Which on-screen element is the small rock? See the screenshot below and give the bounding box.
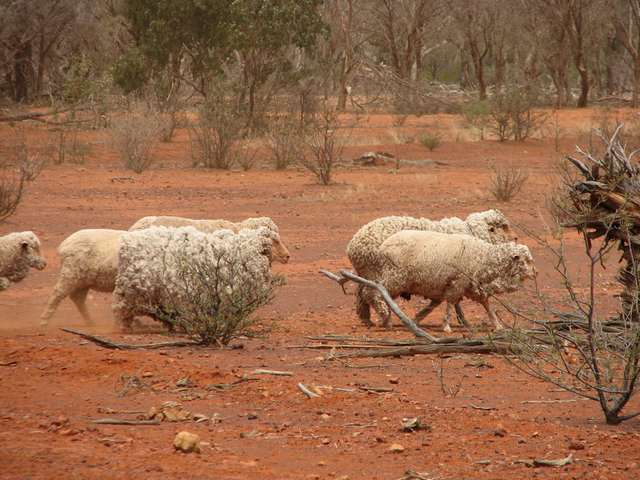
[320,413,331,421]
[569,441,585,450]
[493,428,507,437]
[247,413,258,420]
[389,377,400,385]
[318,461,327,467]
[173,431,201,453]
[389,443,405,453]
[321,438,331,445]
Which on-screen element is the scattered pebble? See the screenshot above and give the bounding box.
[173,431,201,453]
[389,443,405,453]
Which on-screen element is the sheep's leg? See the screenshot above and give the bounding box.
[69,288,94,326]
[369,292,392,328]
[443,303,454,333]
[414,299,441,325]
[454,303,470,328]
[0,277,10,291]
[355,285,374,326]
[480,299,504,330]
[40,280,74,325]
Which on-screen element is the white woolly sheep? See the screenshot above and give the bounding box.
[129,215,291,263]
[40,229,123,325]
[0,231,46,290]
[40,217,289,325]
[365,230,534,331]
[346,209,514,325]
[112,226,275,331]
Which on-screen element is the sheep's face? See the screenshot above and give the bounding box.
[272,236,291,264]
[468,209,515,244]
[511,245,535,282]
[21,235,46,270]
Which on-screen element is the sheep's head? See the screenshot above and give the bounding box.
[466,209,514,244]
[508,244,535,282]
[19,232,46,270]
[241,217,290,264]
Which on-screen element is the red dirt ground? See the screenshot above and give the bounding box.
[0,109,638,479]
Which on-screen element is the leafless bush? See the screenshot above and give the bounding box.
[236,143,258,171]
[56,131,91,165]
[151,250,275,346]
[489,163,528,201]
[0,168,26,223]
[489,83,547,142]
[266,115,304,170]
[506,128,640,425]
[110,106,163,173]
[20,154,45,181]
[299,106,346,185]
[189,91,243,169]
[420,132,441,151]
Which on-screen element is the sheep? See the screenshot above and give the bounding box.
[40,217,289,326]
[129,215,291,263]
[363,230,534,331]
[0,231,46,290]
[346,209,514,325]
[112,226,275,331]
[40,229,123,325]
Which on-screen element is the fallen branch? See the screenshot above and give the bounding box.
[358,385,394,393]
[320,269,438,341]
[0,106,80,123]
[207,377,258,391]
[468,404,496,411]
[252,369,293,377]
[62,328,200,350]
[331,343,506,359]
[91,418,161,426]
[298,383,320,398]
[521,399,577,405]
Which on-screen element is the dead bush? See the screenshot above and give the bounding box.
[189,90,244,170]
[489,82,546,142]
[299,106,345,185]
[489,163,528,202]
[20,154,45,181]
[151,249,275,346]
[420,132,442,151]
[266,116,304,170]
[110,106,163,173]
[0,168,26,223]
[56,131,91,165]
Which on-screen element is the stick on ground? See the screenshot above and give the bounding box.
[62,328,200,350]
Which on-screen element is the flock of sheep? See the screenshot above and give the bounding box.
[0,208,534,332]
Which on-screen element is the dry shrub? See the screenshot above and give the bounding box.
[420,132,442,151]
[151,249,275,346]
[299,105,345,185]
[489,82,546,142]
[0,168,26,223]
[236,142,258,171]
[110,106,163,173]
[489,163,528,201]
[20,154,45,181]
[189,90,244,170]
[266,115,303,170]
[56,131,91,165]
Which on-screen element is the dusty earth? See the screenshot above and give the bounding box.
[0,109,639,479]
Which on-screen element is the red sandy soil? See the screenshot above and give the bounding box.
[0,109,638,479]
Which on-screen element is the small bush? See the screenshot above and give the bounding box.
[420,132,442,151]
[489,163,528,201]
[489,82,546,142]
[110,107,163,173]
[152,249,275,346]
[0,168,26,223]
[462,100,491,140]
[20,154,45,182]
[189,91,243,169]
[56,131,91,165]
[266,116,303,170]
[300,106,345,185]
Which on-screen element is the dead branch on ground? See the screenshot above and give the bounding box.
[62,328,200,349]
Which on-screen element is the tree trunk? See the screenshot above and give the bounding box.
[633,60,640,108]
[13,41,32,103]
[576,64,589,108]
